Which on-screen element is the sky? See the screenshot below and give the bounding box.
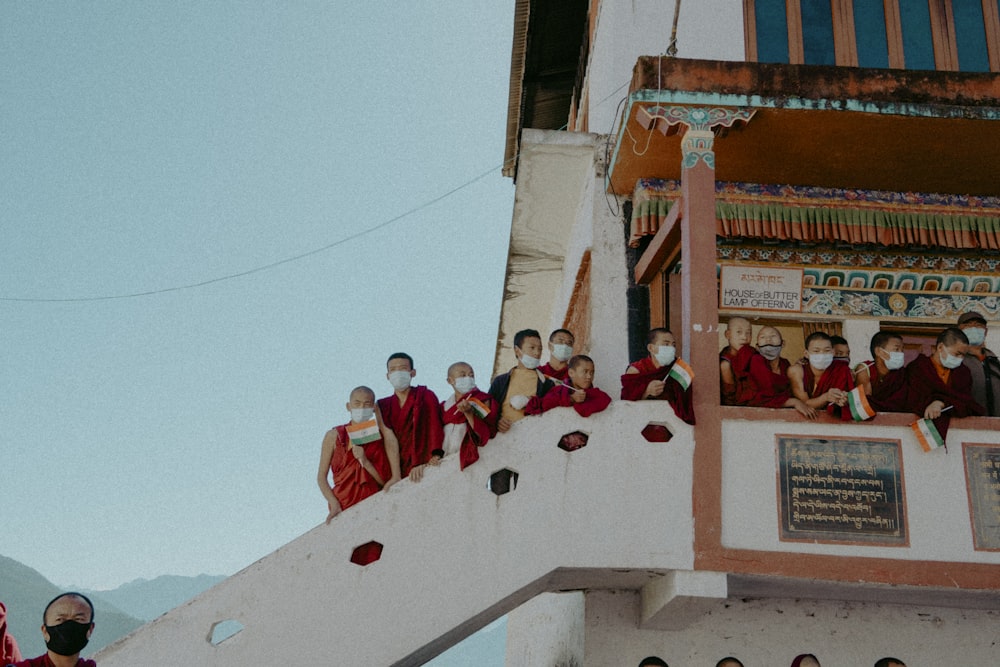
[2,0,516,598]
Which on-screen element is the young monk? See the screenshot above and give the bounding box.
[317,386,401,523]
[831,335,851,365]
[787,331,854,419]
[745,326,815,418]
[620,328,695,424]
[418,362,496,475]
[526,354,612,417]
[539,328,575,382]
[719,316,754,405]
[854,331,908,412]
[489,328,555,432]
[904,327,985,439]
[378,352,444,480]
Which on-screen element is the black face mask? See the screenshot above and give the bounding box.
[45,620,91,656]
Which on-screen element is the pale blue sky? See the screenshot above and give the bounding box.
[2,0,515,606]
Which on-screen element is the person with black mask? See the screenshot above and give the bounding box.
[5,592,95,667]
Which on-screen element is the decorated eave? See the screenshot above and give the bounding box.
[608,58,1000,199]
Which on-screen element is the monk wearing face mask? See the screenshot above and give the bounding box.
[8,592,95,667]
[788,331,855,420]
[854,330,909,412]
[904,327,985,440]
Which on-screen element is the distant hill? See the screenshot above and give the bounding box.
[84,573,225,622]
[0,554,222,660]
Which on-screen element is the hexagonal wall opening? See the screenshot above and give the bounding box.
[488,468,519,495]
[350,540,384,566]
[641,422,674,442]
[558,430,589,451]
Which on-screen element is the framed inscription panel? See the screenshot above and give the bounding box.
[777,435,907,546]
[963,443,1000,551]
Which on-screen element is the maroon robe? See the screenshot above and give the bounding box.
[620,357,696,425]
[9,656,95,667]
[331,424,391,511]
[857,360,910,412]
[441,389,496,470]
[378,385,444,477]
[745,354,792,408]
[720,345,756,405]
[0,602,21,665]
[539,362,569,383]
[526,383,612,417]
[800,359,855,420]
[904,353,985,440]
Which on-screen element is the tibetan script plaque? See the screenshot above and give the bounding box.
[963,443,1000,551]
[777,435,907,546]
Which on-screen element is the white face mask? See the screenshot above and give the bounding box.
[388,370,412,391]
[809,353,834,370]
[964,327,986,346]
[519,354,540,370]
[453,376,476,395]
[940,350,964,369]
[882,350,905,370]
[654,345,676,366]
[758,344,783,361]
[350,407,374,423]
[551,343,573,362]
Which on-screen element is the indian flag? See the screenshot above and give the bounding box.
[846,386,876,421]
[911,418,945,452]
[468,396,491,419]
[347,419,380,446]
[667,359,695,391]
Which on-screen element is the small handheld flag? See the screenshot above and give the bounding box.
[667,359,695,391]
[347,419,380,446]
[468,396,491,419]
[846,386,876,421]
[911,418,945,452]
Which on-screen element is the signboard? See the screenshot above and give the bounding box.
[721,265,803,312]
[963,443,1000,551]
[777,435,907,546]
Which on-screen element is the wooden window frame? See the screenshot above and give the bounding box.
[745,0,1000,72]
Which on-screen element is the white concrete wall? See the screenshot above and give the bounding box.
[582,588,1000,666]
[95,401,695,666]
[505,592,584,667]
[721,417,1000,563]
[586,0,746,133]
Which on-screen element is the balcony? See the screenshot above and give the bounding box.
[94,401,999,665]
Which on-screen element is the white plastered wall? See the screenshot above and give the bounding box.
[581,588,1000,666]
[586,0,746,133]
[721,417,1000,563]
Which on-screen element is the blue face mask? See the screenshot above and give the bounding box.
[940,350,964,369]
[551,343,573,362]
[964,327,986,346]
[350,407,374,423]
[654,345,676,366]
[453,376,476,395]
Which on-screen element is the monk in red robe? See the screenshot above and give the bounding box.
[854,331,909,412]
[539,328,575,383]
[904,327,985,440]
[9,593,95,667]
[620,328,695,425]
[788,331,854,420]
[527,355,612,417]
[378,352,445,480]
[745,326,816,417]
[409,362,496,477]
[1,601,22,665]
[317,386,401,523]
[719,316,756,405]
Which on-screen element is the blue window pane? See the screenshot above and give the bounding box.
[756,0,790,63]
[952,0,990,71]
[801,0,836,65]
[899,0,936,70]
[853,1,890,68]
